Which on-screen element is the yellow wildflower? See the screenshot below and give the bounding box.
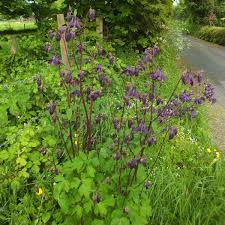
[216,152,220,159]
[207,148,212,153]
[36,187,44,196]
[74,140,78,145]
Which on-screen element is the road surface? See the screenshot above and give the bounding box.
[181,36,225,105]
[181,36,225,149]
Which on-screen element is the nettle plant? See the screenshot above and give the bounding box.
[42,8,215,225]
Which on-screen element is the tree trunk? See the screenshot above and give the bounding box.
[96,17,103,38]
[11,36,17,55]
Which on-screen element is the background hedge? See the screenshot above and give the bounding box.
[196,26,225,46]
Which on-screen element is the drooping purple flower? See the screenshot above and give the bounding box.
[96,64,103,73]
[194,71,203,84]
[179,90,191,102]
[123,66,136,76]
[69,16,81,29]
[193,97,203,105]
[86,87,91,97]
[144,180,151,189]
[169,127,178,140]
[39,147,47,155]
[108,53,113,65]
[60,71,65,77]
[189,108,197,118]
[133,121,149,135]
[113,119,121,132]
[65,31,72,42]
[151,70,165,82]
[59,26,66,34]
[98,75,110,86]
[55,31,61,41]
[91,91,101,101]
[48,102,56,115]
[113,152,121,161]
[139,157,147,167]
[44,43,51,52]
[96,114,104,124]
[126,85,138,99]
[71,90,81,97]
[128,119,134,129]
[78,71,85,80]
[92,194,101,204]
[204,83,215,102]
[181,72,194,86]
[128,158,138,169]
[77,43,84,53]
[98,46,103,56]
[48,30,54,39]
[65,72,73,84]
[48,55,60,66]
[147,137,156,146]
[66,11,73,21]
[88,8,96,21]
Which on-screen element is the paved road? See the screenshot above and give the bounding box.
[181,36,225,105]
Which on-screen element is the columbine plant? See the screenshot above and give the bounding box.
[39,8,215,225]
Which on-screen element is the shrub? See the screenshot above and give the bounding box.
[196,26,225,46]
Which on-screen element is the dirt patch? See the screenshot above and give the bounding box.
[207,103,225,150]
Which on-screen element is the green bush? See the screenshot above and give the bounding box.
[196,26,225,46]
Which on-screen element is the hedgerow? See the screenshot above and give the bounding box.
[196,26,225,46]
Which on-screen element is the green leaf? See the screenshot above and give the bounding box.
[0,106,8,127]
[78,178,93,198]
[92,219,105,225]
[86,166,96,178]
[74,205,83,219]
[42,212,51,223]
[110,217,130,225]
[95,202,107,217]
[0,150,9,160]
[16,157,27,167]
[103,196,115,207]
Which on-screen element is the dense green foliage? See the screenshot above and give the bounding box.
[0,12,225,224]
[196,26,225,45]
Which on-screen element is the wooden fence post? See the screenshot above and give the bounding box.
[57,14,71,71]
[96,17,103,38]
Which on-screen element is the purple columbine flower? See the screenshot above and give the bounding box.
[169,127,178,140]
[189,108,197,118]
[44,42,51,52]
[96,64,103,73]
[139,157,147,167]
[151,70,165,82]
[66,11,73,21]
[48,30,54,39]
[88,8,96,21]
[49,55,60,66]
[65,31,71,42]
[91,91,101,101]
[60,71,65,77]
[147,137,156,146]
[77,43,84,53]
[71,90,81,97]
[86,87,91,97]
[204,84,215,102]
[128,119,134,129]
[108,53,113,65]
[123,66,136,76]
[92,194,101,204]
[69,16,81,29]
[133,121,149,135]
[181,72,194,86]
[113,119,121,132]
[65,72,73,84]
[179,91,191,102]
[98,75,109,86]
[193,97,203,105]
[128,158,138,169]
[98,46,103,56]
[113,152,121,161]
[78,71,85,80]
[144,180,151,189]
[55,31,61,41]
[48,102,56,115]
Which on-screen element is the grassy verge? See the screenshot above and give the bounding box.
[0,20,37,34]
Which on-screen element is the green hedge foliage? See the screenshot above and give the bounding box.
[196,26,225,46]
